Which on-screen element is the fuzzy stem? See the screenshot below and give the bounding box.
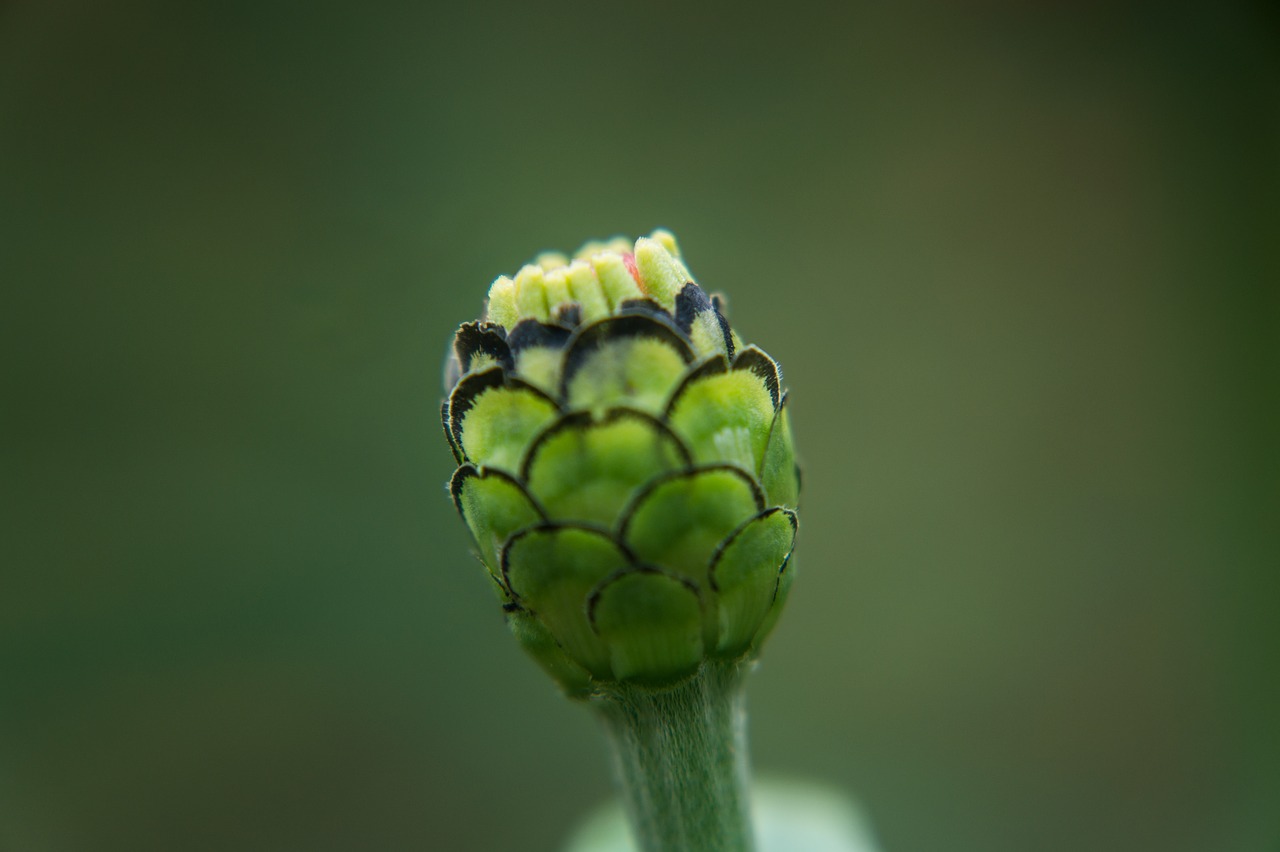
[592,661,756,852]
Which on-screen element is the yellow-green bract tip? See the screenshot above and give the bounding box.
[593,253,643,309]
[566,260,609,323]
[535,251,570,271]
[543,267,572,308]
[514,264,550,322]
[486,276,518,329]
[634,237,686,310]
[649,228,681,259]
[574,236,633,261]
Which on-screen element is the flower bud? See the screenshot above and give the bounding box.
[443,232,799,694]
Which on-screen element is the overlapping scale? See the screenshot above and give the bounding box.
[620,467,764,585]
[505,607,593,697]
[561,314,694,415]
[506,320,572,394]
[589,567,704,683]
[666,360,778,473]
[751,550,795,651]
[709,509,797,656]
[760,394,800,508]
[451,322,513,377]
[674,283,734,359]
[450,465,545,578]
[503,525,630,678]
[448,368,560,472]
[523,410,690,526]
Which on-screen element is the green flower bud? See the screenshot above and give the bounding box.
[443,231,800,694]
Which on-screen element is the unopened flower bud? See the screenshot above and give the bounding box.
[443,231,800,694]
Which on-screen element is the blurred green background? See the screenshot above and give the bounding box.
[2,1,1277,850]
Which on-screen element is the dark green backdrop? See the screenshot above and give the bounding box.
[2,2,1276,851]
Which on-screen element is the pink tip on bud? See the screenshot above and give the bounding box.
[621,253,644,291]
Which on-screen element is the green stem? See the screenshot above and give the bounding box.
[592,661,756,852]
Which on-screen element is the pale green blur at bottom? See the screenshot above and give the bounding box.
[564,778,883,852]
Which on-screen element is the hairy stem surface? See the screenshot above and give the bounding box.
[593,661,755,852]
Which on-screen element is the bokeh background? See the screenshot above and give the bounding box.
[2,1,1277,850]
